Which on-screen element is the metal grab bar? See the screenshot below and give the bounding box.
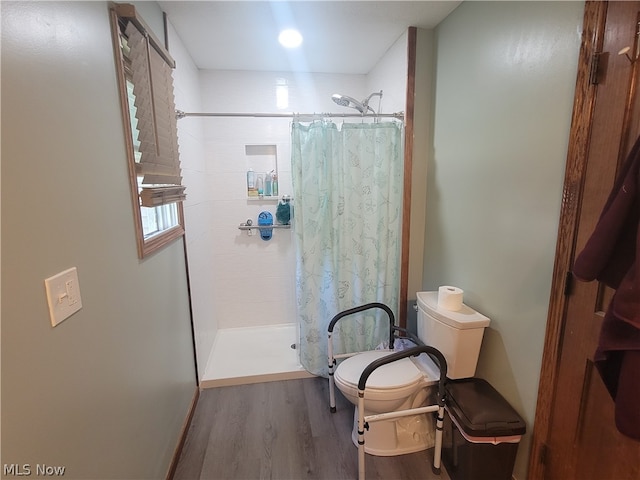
[358,344,447,400]
[238,224,291,230]
[328,302,396,348]
[327,303,397,413]
[357,345,448,479]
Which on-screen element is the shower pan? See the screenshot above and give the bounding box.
[201,323,313,388]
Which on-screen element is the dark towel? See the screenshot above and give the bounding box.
[614,350,640,440]
[573,134,640,441]
[593,309,640,440]
[573,135,640,327]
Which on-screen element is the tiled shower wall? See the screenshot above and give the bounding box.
[199,71,369,330]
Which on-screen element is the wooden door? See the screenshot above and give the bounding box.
[530,2,640,479]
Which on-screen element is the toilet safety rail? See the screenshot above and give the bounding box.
[326,304,447,478]
[327,303,396,413]
[356,346,448,480]
[327,303,424,413]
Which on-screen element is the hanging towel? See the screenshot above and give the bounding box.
[573,134,640,440]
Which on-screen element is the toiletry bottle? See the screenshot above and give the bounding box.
[256,174,264,198]
[271,172,278,196]
[265,172,272,196]
[247,169,256,197]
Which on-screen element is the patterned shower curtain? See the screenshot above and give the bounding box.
[291,120,404,376]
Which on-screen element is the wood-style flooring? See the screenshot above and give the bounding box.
[173,377,450,480]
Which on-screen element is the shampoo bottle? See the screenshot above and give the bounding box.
[247,169,256,196]
[256,174,264,198]
[265,172,272,196]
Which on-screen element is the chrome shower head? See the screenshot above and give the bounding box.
[332,94,367,114]
[331,90,383,115]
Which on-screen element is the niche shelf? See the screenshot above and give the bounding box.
[246,144,279,199]
[247,195,280,202]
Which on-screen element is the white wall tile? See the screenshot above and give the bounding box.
[199,69,371,328]
[191,52,405,332]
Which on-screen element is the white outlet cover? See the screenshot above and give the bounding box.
[44,267,83,327]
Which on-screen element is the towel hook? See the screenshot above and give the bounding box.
[618,46,637,64]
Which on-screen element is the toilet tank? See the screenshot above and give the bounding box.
[416,291,490,379]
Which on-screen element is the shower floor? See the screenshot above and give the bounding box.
[201,323,314,388]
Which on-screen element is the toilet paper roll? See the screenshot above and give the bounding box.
[438,286,464,311]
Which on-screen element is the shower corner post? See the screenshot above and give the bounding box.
[181,233,200,386]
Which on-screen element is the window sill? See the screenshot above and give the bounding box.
[139,223,185,258]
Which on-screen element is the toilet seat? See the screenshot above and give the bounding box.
[334,350,424,401]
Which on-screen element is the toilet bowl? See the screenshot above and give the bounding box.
[334,350,440,455]
[332,290,490,457]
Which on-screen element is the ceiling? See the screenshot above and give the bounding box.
[158,1,462,75]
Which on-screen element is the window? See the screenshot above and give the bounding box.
[109,3,186,258]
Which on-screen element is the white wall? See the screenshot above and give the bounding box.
[367,30,408,114]
[426,2,584,478]
[1,2,196,477]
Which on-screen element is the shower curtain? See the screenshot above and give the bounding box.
[291,120,404,376]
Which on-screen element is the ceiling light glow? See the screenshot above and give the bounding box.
[278,29,303,48]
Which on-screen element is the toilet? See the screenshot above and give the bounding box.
[333,290,490,456]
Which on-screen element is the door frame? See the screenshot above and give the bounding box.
[399,27,417,329]
[528,2,608,478]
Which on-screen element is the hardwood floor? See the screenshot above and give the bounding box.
[173,377,450,480]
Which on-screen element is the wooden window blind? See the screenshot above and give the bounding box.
[116,4,185,208]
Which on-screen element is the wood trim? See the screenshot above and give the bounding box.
[141,223,186,258]
[399,27,417,329]
[165,386,200,480]
[528,2,607,478]
[617,9,640,163]
[109,5,149,257]
[113,2,176,68]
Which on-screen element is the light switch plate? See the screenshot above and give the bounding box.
[44,267,82,327]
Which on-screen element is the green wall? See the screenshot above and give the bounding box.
[1,2,196,477]
[425,2,584,478]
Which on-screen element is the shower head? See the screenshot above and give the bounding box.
[331,90,383,115]
[332,94,367,114]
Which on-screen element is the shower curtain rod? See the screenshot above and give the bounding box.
[175,110,404,120]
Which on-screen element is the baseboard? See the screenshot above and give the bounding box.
[166,385,200,480]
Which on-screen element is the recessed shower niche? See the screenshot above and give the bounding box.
[245,144,279,200]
